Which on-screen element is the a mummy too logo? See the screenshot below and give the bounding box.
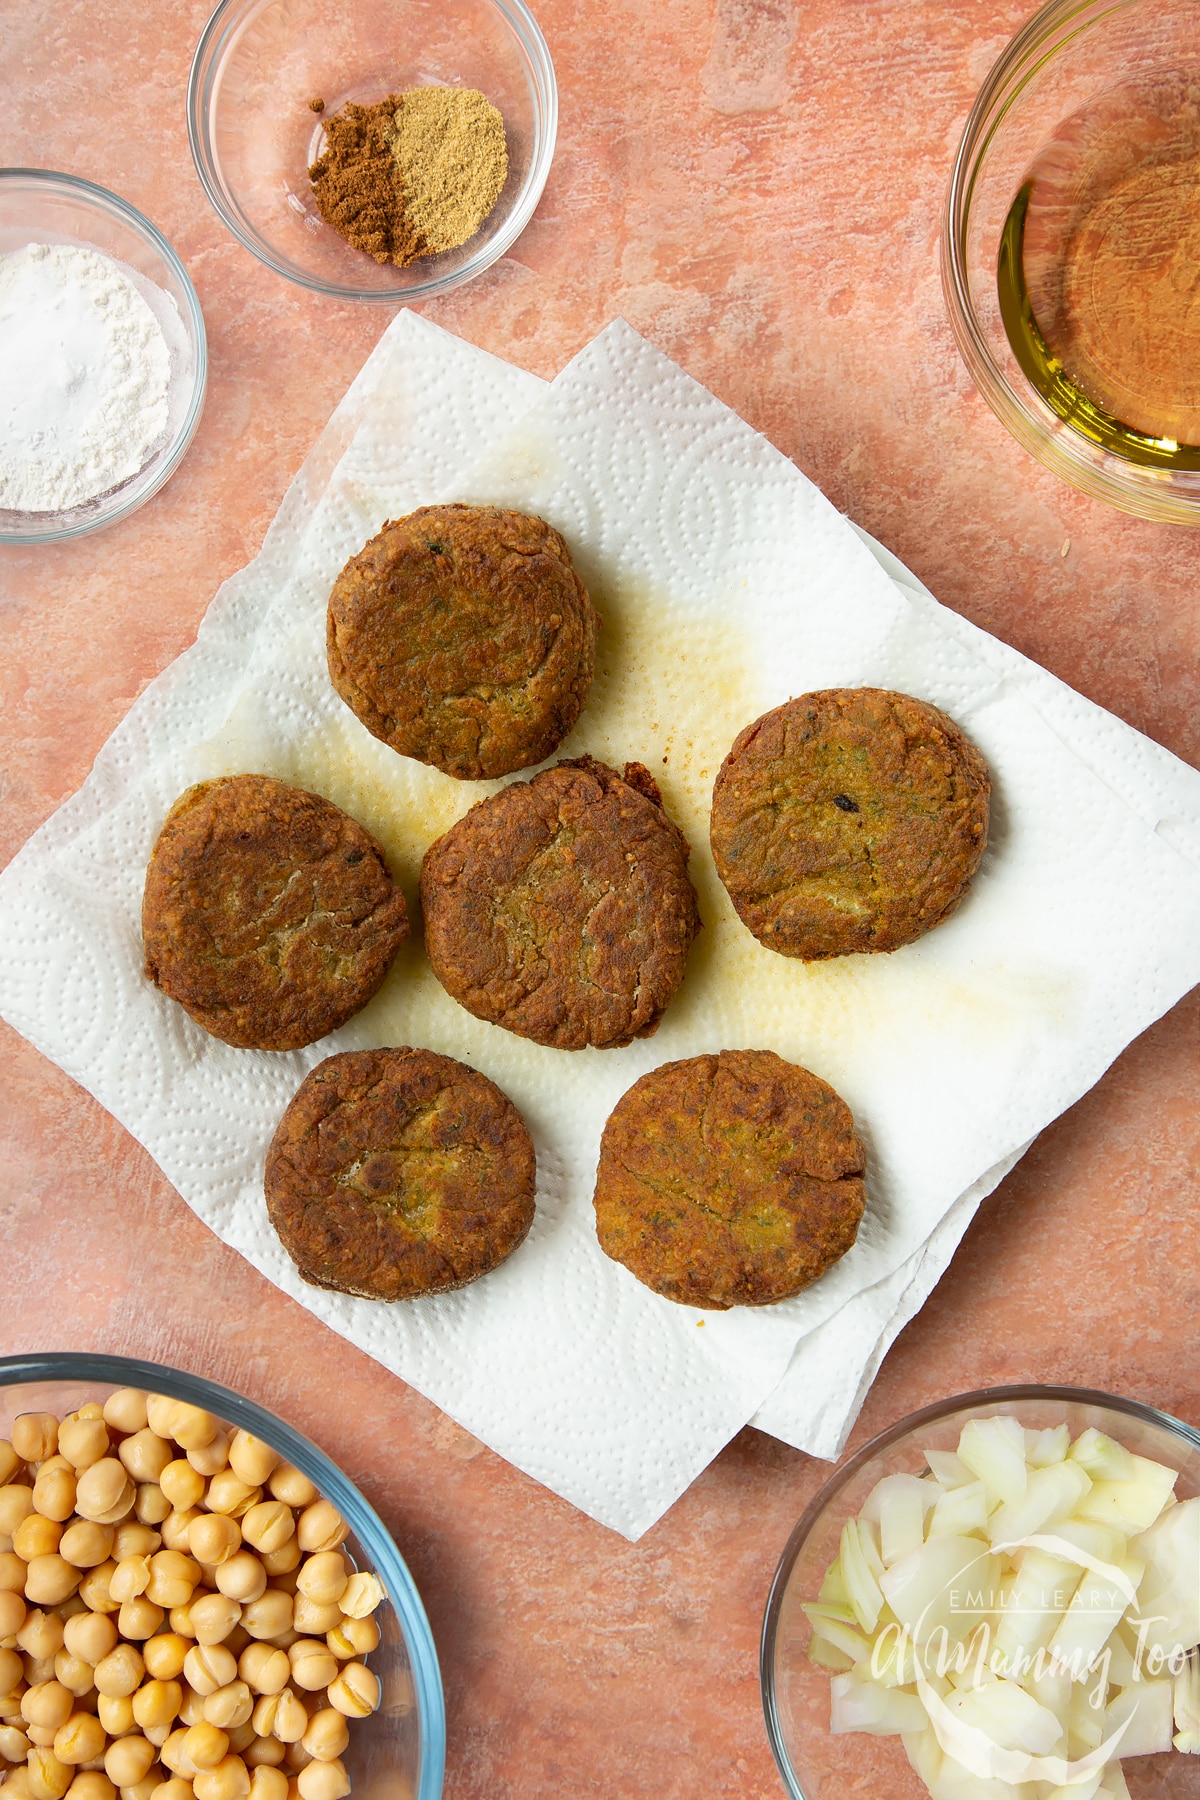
[866,1533,1190,1785]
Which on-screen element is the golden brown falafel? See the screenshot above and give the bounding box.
[593,1049,866,1310]
[265,1047,536,1300]
[710,688,990,960]
[142,774,409,1051]
[327,504,599,780]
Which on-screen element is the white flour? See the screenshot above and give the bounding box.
[0,242,172,513]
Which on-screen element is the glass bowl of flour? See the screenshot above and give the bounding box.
[0,170,207,543]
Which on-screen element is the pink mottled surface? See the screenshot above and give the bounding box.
[1,3,1198,1796]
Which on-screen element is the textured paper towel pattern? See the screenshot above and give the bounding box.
[2,314,1199,1539]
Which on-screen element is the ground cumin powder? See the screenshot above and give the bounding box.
[309,87,508,268]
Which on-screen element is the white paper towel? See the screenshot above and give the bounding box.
[1,311,1198,1540]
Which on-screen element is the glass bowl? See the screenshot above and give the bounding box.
[187,0,556,302]
[942,0,1200,525]
[762,1384,1200,1800]
[0,170,207,545]
[0,1350,445,1800]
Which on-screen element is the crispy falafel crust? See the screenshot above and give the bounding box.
[265,1048,536,1301]
[327,504,599,781]
[420,756,701,1051]
[593,1049,866,1310]
[142,774,409,1052]
[710,688,990,960]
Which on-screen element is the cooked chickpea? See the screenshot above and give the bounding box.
[24,1654,59,1688]
[293,1758,347,1800]
[175,1691,205,1730]
[159,1730,196,1778]
[255,1548,298,1586]
[241,1745,283,1776]
[246,1768,286,1800]
[0,1551,28,1594]
[65,1775,116,1800]
[62,1619,116,1672]
[102,1734,156,1788]
[234,1514,288,1564]
[25,1562,80,1609]
[31,1468,76,1529]
[233,1598,289,1649]
[27,1746,73,1800]
[117,1440,171,1491]
[157,1471,203,1518]
[180,1649,235,1702]
[159,1516,200,1559]
[0,1589,26,1639]
[21,1684,74,1732]
[114,1600,163,1645]
[202,1482,258,1526]
[111,1529,158,1566]
[285,1603,336,1642]
[122,1775,164,1800]
[163,1414,216,1460]
[335,1574,381,1622]
[11,1421,58,1468]
[264,1471,312,1515]
[0,1644,24,1695]
[200,1686,251,1734]
[223,1447,275,1498]
[0,1445,21,1489]
[292,1511,344,1562]
[139,1641,188,1686]
[94,1695,133,1739]
[325,1664,377,1720]
[52,1714,107,1767]
[297,1714,345,1767]
[183,1440,228,1483]
[185,1602,239,1654]
[210,1564,262,1612]
[191,1755,249,1800]
[290,1562,344,1614]
[231,1651,286,1704]
[184,1524,238,1574]
[75,1566,117,1616]
[132,1682,182,1732]
[14,1516,62,1562]
[74,1467,133,1531]
[57,1524,114,1573]
[93,1646,144,1701]
[55,1423,109,1477]
[0,1721,31,1759]
[281,1746,310,1777]
[149,1782,193,1800]
[179,1728,226,1775]
[101,1395,148,1439]
[3,1768,34,1800]
[283,1647,334,1698]
[145,1558,199,1615]
[51,1656,93,1700]
[0,1490,35,1537]
[134,1490,171,1532]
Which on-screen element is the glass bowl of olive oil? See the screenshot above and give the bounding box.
[943,0,1200,525]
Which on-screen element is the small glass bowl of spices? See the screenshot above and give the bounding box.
[187,0,556,302]
[0,171,207,545]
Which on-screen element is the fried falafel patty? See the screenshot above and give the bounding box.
[710,688,990,961]
[420,756,701,1050]
[142,774,410,1051]
[593,1049,866,1310]
[265,1048,536,1300]
[327,504,599,781]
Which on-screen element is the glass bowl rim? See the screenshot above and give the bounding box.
[0,1348,446,1800]
[186,0,558,303]
[759,1381,1200,1800]
[939,0,1200,525]
[0,167,208,547]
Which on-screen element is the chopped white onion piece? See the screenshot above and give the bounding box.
[1071,1429,1135,1482]
[1103,1679,1175,1757]
[1133,1494,1200,1659]
[958,1416,1029,1508]
[1076,1455,1177,1535]
[830,1671,927,1736]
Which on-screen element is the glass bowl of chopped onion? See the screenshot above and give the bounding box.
[0,1352,444,1800]
[187,0,556,302]
[762,1385,1200,1800]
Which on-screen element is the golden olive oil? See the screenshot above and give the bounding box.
[998,75,1200,471]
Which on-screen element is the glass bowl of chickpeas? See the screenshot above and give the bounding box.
[0,1355,444,1800]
